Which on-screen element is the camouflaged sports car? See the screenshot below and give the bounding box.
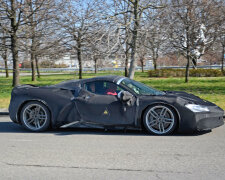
[9,75,224,135]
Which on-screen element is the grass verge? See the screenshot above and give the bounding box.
[0,71,224,110]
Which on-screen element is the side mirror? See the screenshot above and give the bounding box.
[117,91,134,106]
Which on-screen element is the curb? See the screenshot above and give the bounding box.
[0,112,224,118]
[0,109,9,115]
[0,112,9,115]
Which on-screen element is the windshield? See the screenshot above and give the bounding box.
[120,78,165,96]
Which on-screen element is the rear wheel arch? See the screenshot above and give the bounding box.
[140,102,181,133]
[19,100,52,131]
[18,99,51,126]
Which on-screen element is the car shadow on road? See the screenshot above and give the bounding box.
[52,127,212,137]
[0,121,212,136]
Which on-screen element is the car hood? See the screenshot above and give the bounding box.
[164,91,215,106]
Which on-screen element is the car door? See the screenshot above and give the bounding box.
[75,81,136,126]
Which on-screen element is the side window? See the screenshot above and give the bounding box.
[84,81,124,96]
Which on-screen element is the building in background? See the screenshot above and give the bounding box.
[55,54,78,68]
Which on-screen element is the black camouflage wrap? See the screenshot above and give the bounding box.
[9,75,224,133]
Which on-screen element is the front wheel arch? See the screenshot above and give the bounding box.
[141,103,180,134]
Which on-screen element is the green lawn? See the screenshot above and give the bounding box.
[0,71,225,110]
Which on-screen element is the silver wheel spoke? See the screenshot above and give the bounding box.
[39,115,46,119]
[27,117,34,123]
[161,123,165,132]
[163,118,173,123]
[36,120,40,128]
[34,120,38,128]
[160,107,167,117]
[149,120,157,127]
[26,108,32,113]
[150,110,159,118]
[158,123,162,132]
[158,123,165,133]
[35,106,41,115]
[25,108,32,114]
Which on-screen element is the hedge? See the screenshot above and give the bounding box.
[148,69,224,77]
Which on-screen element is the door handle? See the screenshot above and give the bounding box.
[83,95,90,100]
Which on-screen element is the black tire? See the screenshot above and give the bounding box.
[20,101,51,132]
[143,104,178,135]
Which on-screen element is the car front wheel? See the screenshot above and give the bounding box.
[20,101,50,132]
[143,105,178,135]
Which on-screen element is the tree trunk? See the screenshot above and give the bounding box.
[94,57,98,74]
[11,34,20,86]
[128,0,139,79]
[30,47,36,81]
[153,58,157,70]
[10,0,19,86]
[192,58,197,69]
[140,57,144,73]
[185,7,190,83]
[128,42,137,79]
[125,27,129,77]
[152,50,158,70]
[222,44,224,73]
[185,31,191,83]
[3,53,9,78]
[77,40,82,79]
[30,2,36,81]
[35,55,40,78]
[185,56,190,83]
[2,37,9,78]
[124,2,130,77]
[125,51,129,77]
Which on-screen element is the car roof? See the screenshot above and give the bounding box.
[53,75,126,89]
[85,75,125,83]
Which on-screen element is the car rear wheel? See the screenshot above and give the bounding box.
[20,101,50,132]
[143,105,177,135]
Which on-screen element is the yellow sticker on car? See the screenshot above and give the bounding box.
[103,110,108,115]
[102,108,109,116]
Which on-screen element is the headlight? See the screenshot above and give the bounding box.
[185,104,209,112]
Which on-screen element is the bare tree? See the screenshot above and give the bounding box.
[143,8,167,70]
[220,34,225,72]
[0,29,10,77]
[112,0,132,76]
[167,0,222,82]
[113,0,165,79]
[217,2,225,72]
[84,3,114,74]
[88,30,107,74]
[60,0,104,79]
[137,31,148,72]
[0,0,59,85]
[20,0,61,81]
[0,0,24,86]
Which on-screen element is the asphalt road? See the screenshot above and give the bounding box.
[0,116,225,180]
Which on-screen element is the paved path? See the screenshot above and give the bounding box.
[0,116,224,180]
[0,72,69,77]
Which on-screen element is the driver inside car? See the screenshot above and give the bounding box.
[88,83,96,93]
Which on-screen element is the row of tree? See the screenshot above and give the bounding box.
[0,0,225,86]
